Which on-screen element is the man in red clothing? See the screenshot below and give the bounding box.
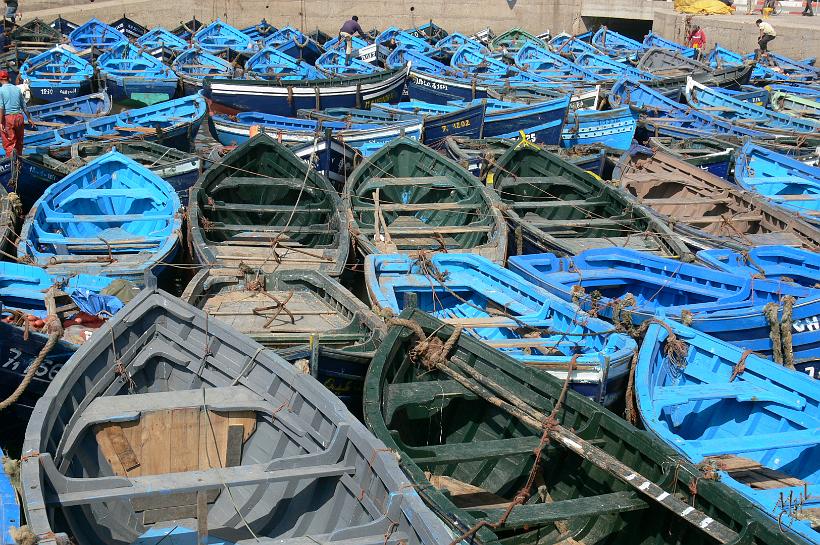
[0,69,25,159]
[686,25,707,60]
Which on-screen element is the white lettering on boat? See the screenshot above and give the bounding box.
[793,315,820,333]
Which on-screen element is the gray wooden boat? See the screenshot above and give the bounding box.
[189,133,349,276]
[613,145,820,251]
[181,267,385,414]
[20,288,459,545]
[636,47,711,75]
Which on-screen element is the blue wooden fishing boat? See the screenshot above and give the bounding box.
[208,111,421,149]
[636,319,820,544]
[172,47,234,95]
[591,27,646,58]
[514,42,604,83]
[18,151,182,283]
[315,48,382,76]
[50,16,78,35]
[371,100,487,147]
[136,27,188,61]
[406,21,448,43]
[550,32,610,58]
[386,47,490,103]
[451,43,510,75]
[25,93,207,158]
[561,106,639,151]
[697,245,820,288]
[244,46,321,80]
[109,15,146,40]
[266,26,323,64]
[323,34,368,53]
[509,248,820,373]
[609,77,766,139]
[97,43,178,105]
[745,50,818,79]
[0,445,19,539]
[575,52,659,81]
[241,18,276,41]
[68,18,127,50]
[27,92,111,130]
[434,32,482,58]
[453,96,570,143]
[366,253,636,405]
[0,262,137,412]
[17,140,202,208]
[375,26,434,54]
[19,47,93,102]
[685,78,819,134]
[204,66,408,115]
[734,140,820,223]
[642,31,696,58]
[373,101,486,149]
[709,45,788,81]
[194,19,256,54]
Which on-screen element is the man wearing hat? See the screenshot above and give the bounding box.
[0,69,25,159]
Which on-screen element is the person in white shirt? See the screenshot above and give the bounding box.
[755,19,776,54]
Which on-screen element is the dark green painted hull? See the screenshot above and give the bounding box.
[345,136,508,263]
[364,309,812,545]
[189,133,349,275]
[490,142,691,259]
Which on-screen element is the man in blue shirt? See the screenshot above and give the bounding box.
[0,69,25,159]
[339,16,367,61]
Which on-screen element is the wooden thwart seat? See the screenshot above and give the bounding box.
[704,455,808,490]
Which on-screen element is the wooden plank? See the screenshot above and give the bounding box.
[704,455,761,472]
[143,504,197,524]
[106,425,141,474]
[730,468,806,490]
[170,408,200,473]
[225,425,244,467]
[427,474,510,509]
[197,490,208,545]
[119,420,143,477]
[200,410,229,469]
[141,410,171,476]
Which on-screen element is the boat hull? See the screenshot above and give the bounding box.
[30,79,92,102]
[204,67,409,116]
[406,70,489,104]
[105,75,178,105]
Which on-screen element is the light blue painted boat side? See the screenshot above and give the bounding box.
[18,151,182,282]
[365,252,636,405]
[561,106,639,151]
[636,318,820,543]
[734,140,820,222]
[697,246,820,288]
[68,17,127,49]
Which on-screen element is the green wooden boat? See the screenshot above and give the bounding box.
[770,91,820,120]
[345,136,507,263]
[181,267,384,415]
[364,309,813,545]
[443,136,608,180]
[489,140,690,258]
[10,18,62,49]
[189,133,349,275]
[490,27,545,52]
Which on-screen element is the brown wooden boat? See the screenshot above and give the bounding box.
[612,146,820,251]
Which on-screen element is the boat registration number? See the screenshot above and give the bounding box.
[1,348,62,380]
[801,366,819,380]
[793,315,819,333]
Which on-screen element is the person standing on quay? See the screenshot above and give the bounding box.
[0,70,26,160]
[339,16,368,63]
[686,25,707,60]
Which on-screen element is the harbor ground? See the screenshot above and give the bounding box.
[15,0,820,59]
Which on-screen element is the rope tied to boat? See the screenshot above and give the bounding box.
[611,293,636,335]
[764,302,784,365]
[729,349,754,382]
[680,309,694,326]
[9,526,38,545]
[0,314,61,412]
[780,295,796,370]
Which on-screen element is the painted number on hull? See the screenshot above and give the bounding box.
[793,315,819,333]
[803,367,819,380]
[1,350,62,380]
